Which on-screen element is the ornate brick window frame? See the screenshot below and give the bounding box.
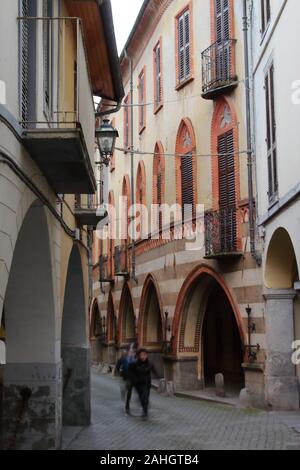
[175,117,197,219]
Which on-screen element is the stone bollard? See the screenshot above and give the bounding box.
[166,381,175,396]
[157,379,166,394]
[215,373,225,397]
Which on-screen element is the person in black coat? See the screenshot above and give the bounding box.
[128,348,156,418]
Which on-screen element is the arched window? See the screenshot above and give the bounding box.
[108,191,115,278]
[153,141,165,234]
[136,161,146,239]
[175,118,197,221]
[121,175,131,243]
[211,96,240,252]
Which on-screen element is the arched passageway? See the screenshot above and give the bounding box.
[1,201,60,449]
[173,267,245,394]
[202,283,244,391]
[90,300,103,365]
[118,284,136,348]
[139,276,164,377]
[106,292,117,365]
[264,228,300,410]
[61,245,90,426]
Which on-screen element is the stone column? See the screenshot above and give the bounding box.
[62,346,91,426]
[264,289,299,410]
[1,361,62,450]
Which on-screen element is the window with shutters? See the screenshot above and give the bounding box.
[209,98,241,256]
[153,142,165,234]
[43,0,52,119]
[20,0,30,125]
[264,63,278,204]
[261,0,271,37]
[153,39,163,113]
[138,67,146,134]
[218,129,237,251]
[136,161,146,240]
[123,93,131,151]
[215,0,231,84]
[175,119,196,222]
[175,4,194,89]
[110,118,116,172]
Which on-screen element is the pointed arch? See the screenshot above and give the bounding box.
[107,291,117,343]
[89,298,101,339]
[136,160,147,206]
[108,190,115,278]
[211,96,240,210]
[121,175,131,243]
[172,264,246,355]
[153,141,165,205]
[138,274,164,346]
[175,117,197,217]
[118,283,136,346]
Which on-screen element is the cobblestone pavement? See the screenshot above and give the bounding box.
[62,369,300,450]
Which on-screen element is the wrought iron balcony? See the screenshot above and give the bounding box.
[201,39,238,100]
[114,245,129,277]
[204,208,243,259]
[74,197,107,229]
[99,255,114,284]
[19,17,96,193]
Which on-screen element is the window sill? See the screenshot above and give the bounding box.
[154,103,163,115]
[175,75,194,91]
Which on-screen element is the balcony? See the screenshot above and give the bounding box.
[204,208,243,259]
[74,196,106,229]
[19,17,96,194]
[201,39,238,100]
[99,255,114,284]
[114,245,129,277]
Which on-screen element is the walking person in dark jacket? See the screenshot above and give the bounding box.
[115,346,136,414]
[128,348,156,418]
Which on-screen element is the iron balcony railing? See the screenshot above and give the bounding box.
[18,16,95,163]
[99,254,114,283]
[204,207,242,258]
[114,245,129,276]
[201,39,237,96]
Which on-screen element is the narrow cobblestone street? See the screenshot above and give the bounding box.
[62,369,300,451]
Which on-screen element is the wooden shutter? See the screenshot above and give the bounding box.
[178,9,190,83]
[218,130,236,252]
[155,43,162,106]
[43,0,52,114]
[215,0,229,42]
[139,71,145,129]
[181,152,194,219]
[265,63,278,201]
[20,0,30,124]
[157,159,162,230]
[124,95,129,148]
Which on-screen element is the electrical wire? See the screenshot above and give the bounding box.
[115,146,252,159]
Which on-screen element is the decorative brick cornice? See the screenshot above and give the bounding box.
[121,0,173,87]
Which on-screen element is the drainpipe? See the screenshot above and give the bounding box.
[124,49,138,284]
[242,0,262,266]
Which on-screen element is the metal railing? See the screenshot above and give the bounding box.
[201,39,237,95]
[18,16,95,162]
[99,254,114,283]
[114,245,129,276]
[204,207,239,257]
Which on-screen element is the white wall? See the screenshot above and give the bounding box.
[252,0,300,216]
